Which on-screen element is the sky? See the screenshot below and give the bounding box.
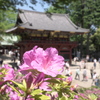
[16,0,50,12]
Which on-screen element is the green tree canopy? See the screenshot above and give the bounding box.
[69,0,100,28]
[46,0,100,28]
[91,28,100,52]
[0,0,77,11]
[46,5,69,14]
[0,10,17,32]
[69,0,100,55]
[46,0,100,55]
[0,9,17,43]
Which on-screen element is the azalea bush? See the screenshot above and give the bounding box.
[77,86,100,100]
[0,46,99,100]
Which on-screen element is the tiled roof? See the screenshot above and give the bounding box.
[6,9,89,33]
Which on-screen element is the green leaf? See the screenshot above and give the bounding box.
[8,84,21,95]
[58,91,62,98]
[31,89,42,96]
[0,74,5,78]
[0,68,7,75]
[32,94,50,100]
[88,94,97,100]
[39,94,50,100]
[59,96,68,100]
[0,68,6,72]
[10,80,26,92]
[22,79,27,91]
[56,74,66,78]
[46,78,60,84]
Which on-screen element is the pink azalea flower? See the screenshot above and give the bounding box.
[0,64,15,86]
[74,95,79,99]
[24,72,50,91]
[0,81,4,86]
[34,72,45,85]
[26,95,35,100]
[9,91,20,100]
[65,76,73,85]
[67,76,73,82]
[24,72,34,89]
[19,46,64,77]
[9,86,35,100]
[2,64,15,81]
[39,81,51,91]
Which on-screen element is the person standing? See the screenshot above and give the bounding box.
[92,72,98,86]
[65,67,72,77]
[79,59,86,70]
[86,55,89,62]
[90,67,94,79]
[82,66,88,81]
[16,59,20,69]
[77,51,81,61]
[93,58,97,69]
[14,49,18,59]
[0,58,3,66]
[75,67,80,80]
[73,57,78,65]
[98,58,100,67]
[65,61,70,68]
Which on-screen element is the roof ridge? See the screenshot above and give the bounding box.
[18,9,69,16]
[19,9,45,14]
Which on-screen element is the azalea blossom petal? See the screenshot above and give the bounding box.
[22,46,38,67]
[20,46,64,77]
[39,82,51,91]
[2,64,15,81]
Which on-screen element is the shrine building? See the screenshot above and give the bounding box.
[6,9,89,63]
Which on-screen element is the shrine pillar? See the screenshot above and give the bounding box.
[69,49,72,64]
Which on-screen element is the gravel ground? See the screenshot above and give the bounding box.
[63,61,100,88]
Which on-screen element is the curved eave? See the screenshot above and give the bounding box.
[5,27,18,33]
[6,25,90,35]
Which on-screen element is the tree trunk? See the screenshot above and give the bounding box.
[80,0,85,58]
[86,32,90,55]
[80,34,83,58]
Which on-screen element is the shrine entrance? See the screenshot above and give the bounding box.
[6,9,89,64]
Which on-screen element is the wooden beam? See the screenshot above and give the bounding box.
[54,30,60,32]
[37,29,44,31]
[84,32,89,34]
[70,31,75,34]
[43,34,48,37]
[19,26,25,29]
[37,34,41,37]
[63,36,68,38]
